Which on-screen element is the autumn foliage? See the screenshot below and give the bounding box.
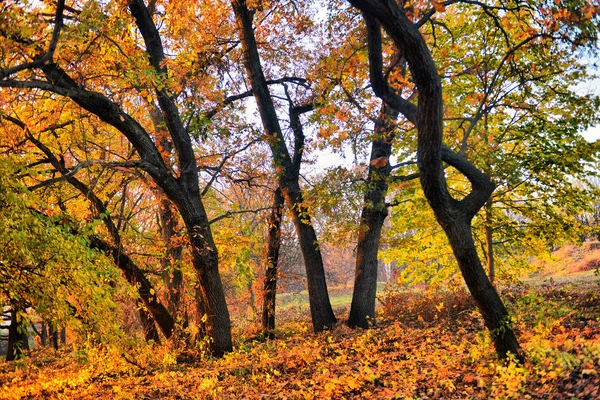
[1,278,599,399]
[1,0,600,397]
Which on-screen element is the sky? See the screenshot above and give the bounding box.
[583,125,600,142]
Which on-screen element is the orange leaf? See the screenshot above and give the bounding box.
[433,1,446,12]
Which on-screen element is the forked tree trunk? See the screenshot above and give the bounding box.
[348,0,523,361]
[232,0,336,332]
[262,188,284,333]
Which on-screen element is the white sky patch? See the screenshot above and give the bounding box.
[582,124,600,142]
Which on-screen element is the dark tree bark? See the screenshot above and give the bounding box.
[138,303,161,343]
[348,104,398,328]
[129,0,232,355]
[232,0,336,332]
[6,308,29,361]
[49,324,59,350]
[348,0,523,361]
[158,199,184,316]
[262,187,284,333]
[41,322,47,347]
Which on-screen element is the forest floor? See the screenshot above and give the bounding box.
[1,244,600,399]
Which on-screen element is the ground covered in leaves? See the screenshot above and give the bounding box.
[1,279,599,399]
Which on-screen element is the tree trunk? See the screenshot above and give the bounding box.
[349,104,398,328]
[139,304,160,343]
[6,308,28,361]
[60,327,66,344]
[262,188,284,333]
[283,181,337,331]
[347,0,523,361]
[159,199,184,316]
[128,0,233,355]
[232,0,336,332]
[50,324,59,350]
[41,322,47,347]
[186,219,232,356]
[443,219,520,358]
[485,201,495,285]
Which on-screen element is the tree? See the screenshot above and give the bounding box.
[346,0,518,360]
[231,0,337,331]
[346,0,599,360]
[0,0,232,354]
[0,157,122,360]
[381,1,600,285]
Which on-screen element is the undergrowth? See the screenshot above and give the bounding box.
[1,282,599,399]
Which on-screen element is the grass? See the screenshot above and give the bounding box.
[277,282,388,311]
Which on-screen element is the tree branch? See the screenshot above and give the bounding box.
[364,12,417,124]
[209,206,274,225]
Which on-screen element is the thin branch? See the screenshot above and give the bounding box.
[28,160,142,191]
[0,0,65,79]
[200,138,260,197]
[390,160,417,170]
[209,206,274,225]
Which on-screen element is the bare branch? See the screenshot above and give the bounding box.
[200,139,260,197]
[209,206,274,225]
[28,159,143,191]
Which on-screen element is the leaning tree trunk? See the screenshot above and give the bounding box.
[348,0,523,361]
[349,104,398,328]
[262,187,284,333]
[442,217,520,357]
[232,0,336,332]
